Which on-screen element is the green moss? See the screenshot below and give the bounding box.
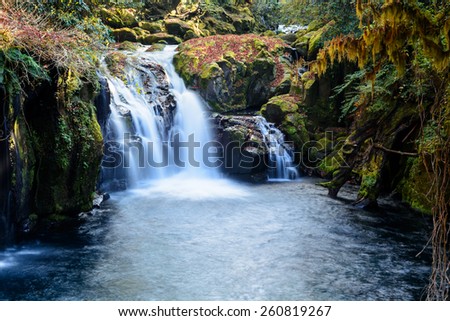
[199,62,223,89]
[146,43,166,52]
[398,157,433,213]
[138,21,164,33]
[139,33,182,45]
[112,27,138,42]
[99,7,138,29]
[357,155,382,201]
[117,41,139,51]
[105,52,127,79]
[224,126,247,145]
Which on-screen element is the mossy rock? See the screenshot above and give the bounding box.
[307,20,325,32]
[146,43,166,52]
[164,18,193,38]
[138,21,164,33]
[307,21,334,59]
[116,41,140,51]
[174,34,289,112]
[204,16,236,35]
[139,33,182,45]
[105,52,127,79]
[112,28,138,42]
[132,27,150,38]
[99,7,138,29]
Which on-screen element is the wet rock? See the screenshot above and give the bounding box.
[164,18,194,38]
[211,114,268,177]
[93,192,110,209]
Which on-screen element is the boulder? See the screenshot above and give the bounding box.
[164,18,194,38]
[211,114,268,178]
[139,32,182,45]
[99,7,138,29]
[112,28,138,42]
[138,21,165,33]
[174,34,290,113]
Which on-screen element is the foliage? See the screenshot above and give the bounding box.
[177,34,286,75]
[279,0,360,41]
[250,1,281,31]
[311,0,450,300]
[0,1,104,95]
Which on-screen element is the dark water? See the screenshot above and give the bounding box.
[0,178,431,300]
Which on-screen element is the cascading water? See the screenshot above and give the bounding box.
[101,46,240,198]
[258,117,298,180]
[101,45,296,194]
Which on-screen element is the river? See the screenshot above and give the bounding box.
[0,177,431,300]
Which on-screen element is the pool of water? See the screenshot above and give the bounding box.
[0,178,431,300]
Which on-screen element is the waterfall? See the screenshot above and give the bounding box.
[101,46,219,191]
[100,45,296,193]
[257,117,298,181]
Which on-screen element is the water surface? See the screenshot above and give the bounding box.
[0,178,431,300]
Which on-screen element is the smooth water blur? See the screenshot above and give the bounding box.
[0,178,431,300]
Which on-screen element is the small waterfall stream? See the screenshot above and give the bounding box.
[258,117,298,180]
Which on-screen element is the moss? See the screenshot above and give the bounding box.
[12,112,36,218]
[398,157,433,213]
[224,126,247,145]
[99,7,138,29]
[199,62,223,89]
[164,18,194,38]
[146,43,166,52]
[307,20,325,32]
[317,147,346,177]
[139,33,182,45]
[132,27,149,38]
[357,154,383,201]
[138,21,164,33]
[105,52,127,79]
[117,41,139,51]
[112,27,138,42]
[261,94,309,151]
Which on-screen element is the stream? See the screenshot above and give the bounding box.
[0,178,431,300]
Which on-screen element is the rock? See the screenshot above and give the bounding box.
[93,192,110,209]
[99,7,138,29]
[174,34,290,113]
[292,21,335,60]
[164,18,194,38]
[112,28,138,42]
[211,114,268,177]
[146,43,166,52]
[138,21,164,33]
[116,41,140,51]
[139,32,182,45]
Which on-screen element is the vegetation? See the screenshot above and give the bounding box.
[1,0,449,301]
[311,0,449,300]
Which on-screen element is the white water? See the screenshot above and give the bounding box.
[258,117,298,181]
[104,46,248,198]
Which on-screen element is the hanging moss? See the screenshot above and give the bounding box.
[397,157,433,214]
